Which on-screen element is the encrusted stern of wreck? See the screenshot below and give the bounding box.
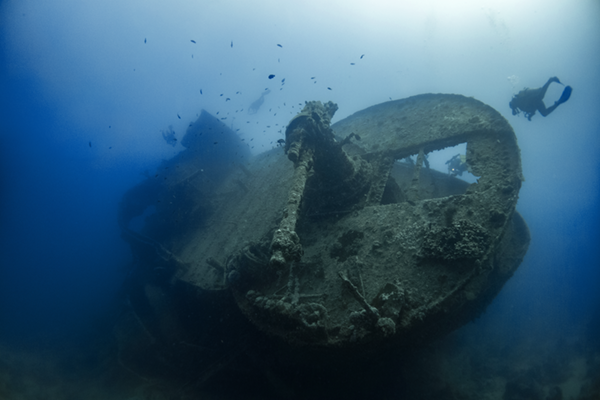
[224,94,528,352]
[116,94,530,380]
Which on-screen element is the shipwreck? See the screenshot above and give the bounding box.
[116,94,530,396]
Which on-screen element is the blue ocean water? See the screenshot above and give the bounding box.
[0,1,599,399]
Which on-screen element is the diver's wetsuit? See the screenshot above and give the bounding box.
[509,77,572,120]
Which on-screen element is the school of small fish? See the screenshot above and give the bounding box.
[95,37,369,151]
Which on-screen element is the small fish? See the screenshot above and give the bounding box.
[350,63,355,65]
[191,40,196,43]
[277,139,285,146]
[144,38,146,43]
[327,87,332,90]
[277,44,282,48]
[226,98,230,101]
[311,77,315,79]
[89,141,92,147]
[200,89,203,94]
[221,117,227,120]
[281,78,285,83]
[109,126,111,128]
[230,41,233,48]
[214,142,218,144]
[177,114,181,119]
[220,94,223,96]
[268,74,275,79]
[360,54,364,59]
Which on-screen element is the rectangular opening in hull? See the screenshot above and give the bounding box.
[385,143,477,203]
[426,143,479,184]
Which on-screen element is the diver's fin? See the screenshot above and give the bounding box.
[557,86,572,105]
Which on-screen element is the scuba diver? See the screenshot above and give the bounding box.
[509,76,572,121]
[161,125,177,146]
[248,89,271,115]
[446,154,468,177]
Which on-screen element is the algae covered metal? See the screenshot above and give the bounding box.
[117,93,530,380]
